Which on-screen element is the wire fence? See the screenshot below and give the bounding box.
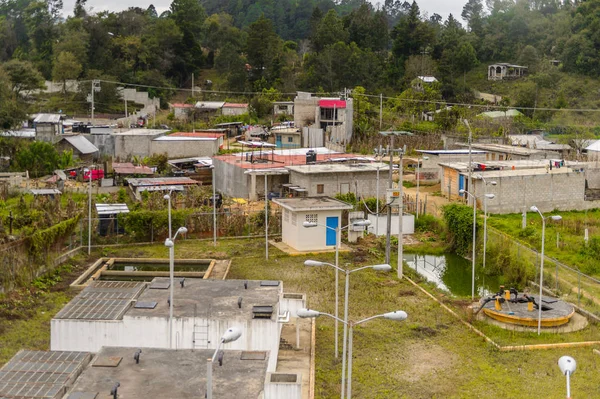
[487,227,600,318]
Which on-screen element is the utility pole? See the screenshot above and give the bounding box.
[464,119,473,205]
[91,80,100,125]
[379,93,383,130]
[192,73,194,98]
[385,136,394,265]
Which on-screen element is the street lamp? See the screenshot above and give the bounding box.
[297,308,407,399]
[304,261,391,399]
[459,188,477,300]
[164,192,187,348]
[530,205,562,335]
[87,165,96,255]
[557,356,576,399]
[206,327,242,399]
[302,219,371,357]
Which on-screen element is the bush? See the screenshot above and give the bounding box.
[442,203,480,255]
[415,214,442,233]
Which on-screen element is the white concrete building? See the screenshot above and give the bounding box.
[51,279,303,372]
[272,197,353,251]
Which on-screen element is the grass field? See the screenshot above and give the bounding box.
[2,238,600,398]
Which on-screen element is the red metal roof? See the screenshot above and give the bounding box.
[319,99,346,108]
[170,132,225,138]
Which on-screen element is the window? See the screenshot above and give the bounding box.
[305,214,318,224]
[287,137,293,143]
[316,184,324,194]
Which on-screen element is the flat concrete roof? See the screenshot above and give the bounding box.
[113,129,170,136]
[457,142,554,156]
[272,197,353,212]
[472,166,578,179]
[439,160,587,173]
[126,278,281,320]
[66,347,268,399]
[417,149,487,155]
[286,162,386,175]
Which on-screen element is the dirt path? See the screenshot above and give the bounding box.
[207,259,230,279]
[402,183,450,217]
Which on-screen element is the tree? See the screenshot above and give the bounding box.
[14,141,60,177]
[245,15,282,84]
[344,4,388,51]
[73,0,86,18]
[52,51,82,93]
[3,59,45,96]
[461,0,483,36]
[0,68,27,130]
[518,45,539,73]
[454,41,478,86]
[311,9,347,52]
[169,0,208,83]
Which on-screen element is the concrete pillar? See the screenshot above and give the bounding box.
[250,174,257,201]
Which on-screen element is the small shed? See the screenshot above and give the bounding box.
[30,188,62,201]
[57,135,99,162]
[272,197,353,252]
[96,203,129,236]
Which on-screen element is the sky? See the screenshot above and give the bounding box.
[61,0,466,25]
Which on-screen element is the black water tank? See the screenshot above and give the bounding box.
[306,150,317,164]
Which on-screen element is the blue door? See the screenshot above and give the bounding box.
[326,217,338,246]
[458,175,465,196]
[276,135,282,147]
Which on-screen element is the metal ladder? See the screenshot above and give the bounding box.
[193,303,210,349]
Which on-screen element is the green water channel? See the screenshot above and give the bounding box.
[404,253,502,297]
[108,262,209,272]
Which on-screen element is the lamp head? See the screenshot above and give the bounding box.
[383,310,408,321]
[163,194,170,200]
[423,156,429,160]
[485,194,495,199]
[372,264,392,272]
[221,327,242,343]
[459,189,466,194]
[489,181,497,186]
[177,226,188,234]
[304,260,323,267]
[530,205,539,212]
[303,221,318,228]
[550,215,562,221]
[558,356,576,376]
[297,308,321,318]
[164,238,174,248]
[352,219,371,227]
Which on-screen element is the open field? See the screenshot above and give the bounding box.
[2,238,600,398]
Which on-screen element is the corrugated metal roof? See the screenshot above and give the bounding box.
[34,114,62,123]
[95,203,130,215]
[195,101,225,109]
[61,136,99,154]
[417,75,438,83]
[126,177,198,186]
[585,140,600,152]
[30,189,62,195]
[319,99,346,108]
[153,135,217,141]
[113,165,154,175]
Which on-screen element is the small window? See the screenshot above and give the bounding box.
[305,214,318,224]
[316,184,324,194]
[287,137,293,143]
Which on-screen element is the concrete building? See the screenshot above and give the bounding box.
[195,101,225,115]
[56,135,99,162]
[272,197,353,251]
[222,103,249,116]
[293,92,353,151]
[213,147,372,200]
[459,143,559,161]
[169,103,194,119]
[50,278,304,372]
[439,160,600,213]
[0,347,281,399]
[287,162,386,198]
[112,129,170,160]
[34,114,64,143]
[152,132,224,158]
[273,101,294,116]
[417,150,487,183]
[488,63,528,80]
[126,177,198,200]
[273,127,302,148]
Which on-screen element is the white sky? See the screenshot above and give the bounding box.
[62,0,465,26]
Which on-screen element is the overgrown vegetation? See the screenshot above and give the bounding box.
[442,203,480,255]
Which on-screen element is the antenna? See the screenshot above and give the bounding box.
[237,297,242,309]
[134,349,142,364]
[110,382,120,399]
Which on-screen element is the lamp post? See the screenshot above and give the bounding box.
[164,192,187,348]
[87,165,95,255]
[206,327,242,399]
[557,356,576,399]
[476,175,497,270]
[304,261,391,399]
[302,219,371,358]
[297,308,407,399]
[530,206,562,335]
[459,188,477,300]
[211,165,216,246]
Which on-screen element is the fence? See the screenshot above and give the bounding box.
[487,227,600,318]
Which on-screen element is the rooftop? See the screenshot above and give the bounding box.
[170,103,194,108]
[67,347,268,399]
[169,132,225,138]
[272,196,353,212]
[474,166,580,179]
[318,99,346,108]
[286,162,386,174]
[126,278,281,320]
[126,177,198,187]
[0,350,91,399]
[457,142,554,156]
[223,103,249,108]
[417,149,487,155]
[112,162,154,175]
[61,136,99,154]
[30,188,62,195]
[195,101,225,109]
[96,203,130,216]
[439,159,587,173]
[112,129,170,136]
[34,114,63,124]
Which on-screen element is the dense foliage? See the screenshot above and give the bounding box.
[442,203,480,255]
